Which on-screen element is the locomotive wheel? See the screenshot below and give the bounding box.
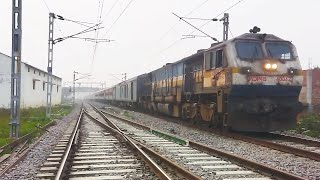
[210,114,222,129]
[150,106,155,115]
[181,108,188,120]
[191,113,202,125]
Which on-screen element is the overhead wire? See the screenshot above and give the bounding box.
[229,27,234,38]
[157,0,244,55]
[102,0,120,23]
[101,0,135,38]
[172,13,218,42]
[158,0,211,42]
[63,18,96,27]
[54,23,103,44]
[91,0,105,73]
[188,0,244,36]
[180,17,218,21]
[70,37,113,42]
[40,0,65,36]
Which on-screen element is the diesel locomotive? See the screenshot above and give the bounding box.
[91,33,303,132]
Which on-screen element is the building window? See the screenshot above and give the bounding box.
[28,67,30,72]
[57,85,59,92]
[33,80,36,90]
[34,70,36,74]
[43,82,46,91]
[39,71,41,76]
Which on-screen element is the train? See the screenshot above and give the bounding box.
[89,32,303,132]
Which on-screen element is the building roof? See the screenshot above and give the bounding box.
[0,52,62,80]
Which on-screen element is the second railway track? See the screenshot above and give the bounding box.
[90,104,304,180]
[233,132,320,162]
[103,103,320,162]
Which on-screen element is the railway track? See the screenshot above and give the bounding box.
[216,131,320,162]
[36,107,169,179]
[0,120,56,176]
[94,104,303,180]
[234,132,320,162]
[35,109,82,179]
[264,132,320,152]
[103,104,320,163]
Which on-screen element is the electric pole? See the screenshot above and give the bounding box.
[123,73,127,82]
[46,13,55,118]
[220,13,229,41]
[73,71,78,105]
[9,0,22,138]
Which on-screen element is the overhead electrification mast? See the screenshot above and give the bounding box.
[46,13,55,118]
[9,0,22,138]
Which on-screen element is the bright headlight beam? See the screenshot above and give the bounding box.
[265,63,271,69]
[272,64,277,69]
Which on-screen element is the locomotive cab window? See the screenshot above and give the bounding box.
[205,49,224,69]
[216,49,223,68]
[266,43,292,60]
[236,41,263,60]
[193,64,202,71]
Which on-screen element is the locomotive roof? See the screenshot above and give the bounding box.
[207,33,289,51]
[232,33,286,41]
[149,33,291,72]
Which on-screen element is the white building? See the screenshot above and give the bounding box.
[0,52,62,108]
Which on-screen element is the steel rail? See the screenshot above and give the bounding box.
[54,108,84,180]
[0,120,56,176]
[268,132,320,147]
[188,141,303,180]
[84,108,173,180]
[102,106,320,161]
[99,108,305,180]
[0,120,56,154]
[0,135,45,176]
[225,132,320,161]
[133,139,202,180]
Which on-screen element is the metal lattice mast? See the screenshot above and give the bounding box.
[46,13,55,118]
[221,13,229,41]
[9,0,22,138]
[73,71,77,105]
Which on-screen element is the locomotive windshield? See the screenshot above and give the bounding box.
[235,42,263,60]
[266,43,292,60]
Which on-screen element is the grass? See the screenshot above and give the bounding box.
[294,113,320,138]
[0,105,73,147]
[123,110,135,120]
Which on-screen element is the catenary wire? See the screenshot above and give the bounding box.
[91,0,106,73]
[188,0,244,36]
[158,0,211,42]
[157,0,244,55]
[101,0,135,38]
[41,0,65,36]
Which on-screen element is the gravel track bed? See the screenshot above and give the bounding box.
[95,102,320,180]
[0,106,80,180]
[107,116,268,180]
[82,108,158,179]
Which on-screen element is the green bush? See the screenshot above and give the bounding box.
[295,113,320,137]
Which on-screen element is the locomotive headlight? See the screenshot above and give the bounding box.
[264,63,277,70]
[264,63,271,70]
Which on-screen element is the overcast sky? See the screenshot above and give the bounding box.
[0,0,319,87]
